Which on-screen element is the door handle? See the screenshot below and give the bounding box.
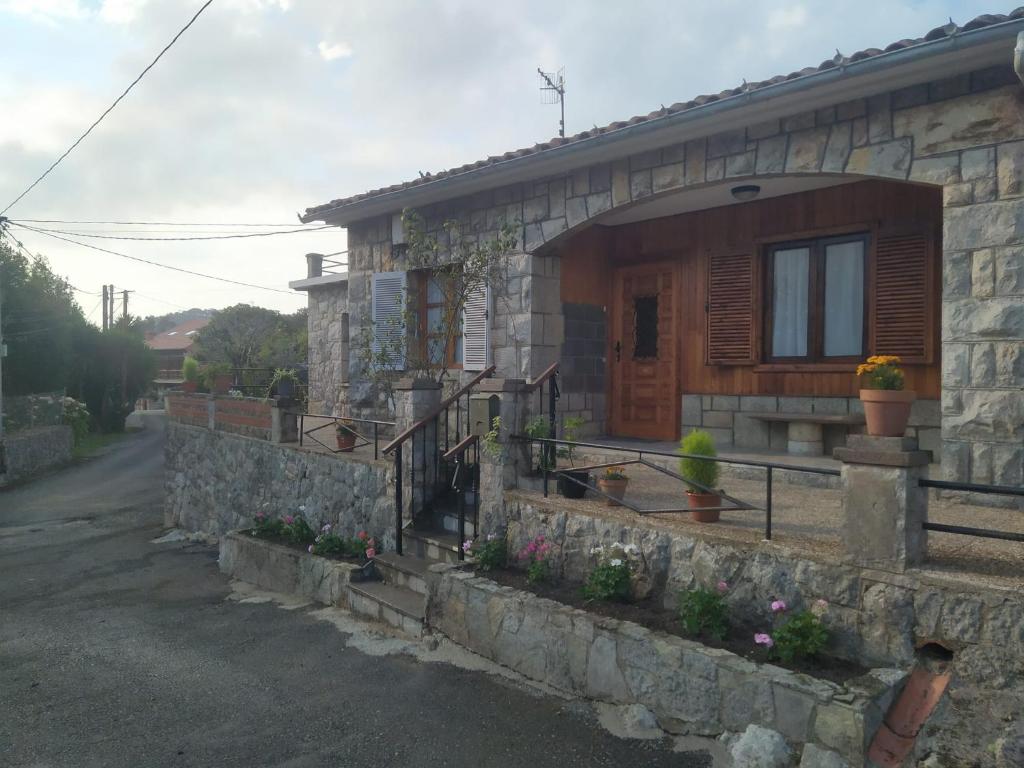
[614,341,621,362]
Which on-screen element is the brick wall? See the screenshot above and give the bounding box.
[167,394,273,441]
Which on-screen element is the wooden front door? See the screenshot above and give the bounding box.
[609,261,679,440]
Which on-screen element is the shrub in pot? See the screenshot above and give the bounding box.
[268,368,300,400]
[203,362,233,395]
[679,430,721,523]
[857,355,915,437]
[181,356,200,394]
[597,466,629,506]
[336,419,357,452]
[556,416,589,499]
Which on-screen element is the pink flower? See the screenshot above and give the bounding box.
[255,512,265,520]
[365,548,376,558]
[284,515,294,525]
[357,530,368,541]
[754,633,774,648]
[716,580,728,593]
[771,600,787,613]
[307,544,314,553]
[367,538,375,549]
[462,539,473,553]
[811,599,829,617]
[321,523,332,533]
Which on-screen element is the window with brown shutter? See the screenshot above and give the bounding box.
[871,231,935,364]
[706,253,755,364]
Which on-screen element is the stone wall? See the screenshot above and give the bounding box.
[306,281,348,415]
[500,494,1024,764]
[558,303,607,437]
[427,565,899,764]
[682,394,941,461]
[317,64,1024,482]
[164,422,395,546]
[0,425,73,486]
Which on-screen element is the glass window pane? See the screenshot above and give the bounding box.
[454,333,463,364]
[427,338,444,364]
[426,277,444,303]
[771,247,809,357]
[824,240,864,357]
[633,296,658,358]
[427,306,443,333]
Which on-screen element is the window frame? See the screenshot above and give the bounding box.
[415,269,463,370]
[763,232,870,365]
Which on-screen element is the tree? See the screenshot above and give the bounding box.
[192,304,306,370]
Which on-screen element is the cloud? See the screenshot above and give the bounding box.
[318,40,353,61]
[99,0,148,25]
[0,0,87,24]
[767,5,808,30]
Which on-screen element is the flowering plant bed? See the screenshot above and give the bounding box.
[482,567,866,685]
[249,510,377,563]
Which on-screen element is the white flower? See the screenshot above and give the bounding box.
[590,546,605,555]
[610,558,623,567]
[622,544,639,554]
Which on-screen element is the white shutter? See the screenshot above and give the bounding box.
[462,282,491,371]
[372,271,407,369]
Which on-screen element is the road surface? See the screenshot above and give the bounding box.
[0,416,710,767]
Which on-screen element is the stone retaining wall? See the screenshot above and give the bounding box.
[426,565,900,765]
[219,531,359,607]
[165,423,395,546]
[0,425,73,486]
[502,494,1024,763]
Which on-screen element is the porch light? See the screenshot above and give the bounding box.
[731,184,761,202]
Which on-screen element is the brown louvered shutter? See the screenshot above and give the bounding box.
[707,253,755,364]
[871,230,935,364]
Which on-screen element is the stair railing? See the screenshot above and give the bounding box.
[443,434,479,561]
[382,365,496,554]
[523,362,559,495]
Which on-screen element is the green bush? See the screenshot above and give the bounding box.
[182,356,200,383]
[62,397,91,447]
[679,430,720,492]
[465,533,507,571]
[678,586,729,640]
[772,610,829,663]
[582,560,632,603]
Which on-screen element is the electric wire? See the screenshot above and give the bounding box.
[11,222,333,242]
[13,226,295,295]
[0,0,215,215]
[13,219,313,228]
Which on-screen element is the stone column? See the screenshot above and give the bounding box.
[270,403,298,444]
[393,378,442,521]
[834,435,930,573]
[305,252,323,278]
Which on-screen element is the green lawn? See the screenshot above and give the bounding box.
[73,428,142,459]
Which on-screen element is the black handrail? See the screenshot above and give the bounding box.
[298,413,395,460]
[919,477,1024,542]
[445,435,480,561]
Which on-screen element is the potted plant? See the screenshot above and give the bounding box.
[857,355,915,437]
[524,415,555,473]
[268,368,300,400]
[181,356,200,394]
[335,419,358,452]
[203,362,233,395]
[556,416,589,500]
[679,430,721,523]
[597,466,629,506]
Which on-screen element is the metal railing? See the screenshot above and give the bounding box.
[443,434,480,561]
[382,366,496,555]
[919,478,1024,542]
[298,414,395,461]
[514,435,841,541]
[321,253,348,274]
[524,362,560,473]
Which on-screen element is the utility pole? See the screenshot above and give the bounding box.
[122,289,128,324]
[0,262,4,441]
[108,285,116,330]
[102,284,108,331]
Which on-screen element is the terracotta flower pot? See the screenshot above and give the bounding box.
[336,431,357,452]
[597,477,629,506]
[182,381,198,394]
[860,388,916,437]
[687,491,721,523]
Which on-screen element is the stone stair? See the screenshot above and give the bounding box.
[346,550,443,637]
[402,527,464,564]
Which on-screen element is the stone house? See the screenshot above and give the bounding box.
[293,11,1024,487]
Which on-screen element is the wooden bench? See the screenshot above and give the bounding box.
[745,412,865,456]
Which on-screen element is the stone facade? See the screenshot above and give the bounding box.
[317,64,1024,483]
[164,422,394,544]
[427,565,901,764]
[306,281,348,415]
[0,425,73,486]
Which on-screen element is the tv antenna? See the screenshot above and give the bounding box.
[537,67,566,138]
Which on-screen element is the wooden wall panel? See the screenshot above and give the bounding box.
[557,180,942,399]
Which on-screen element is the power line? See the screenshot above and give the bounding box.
[14,226,295,295]
[0,0,215,216]
[12,219,313,227]
[11,222,333,242]
[1,228,102,296]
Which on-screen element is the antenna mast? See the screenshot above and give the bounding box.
[537,67,566,138]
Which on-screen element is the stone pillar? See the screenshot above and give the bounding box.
[306,252,323,278]
[270,403,298,444]
[834,435,930,573]
[394,378,442,519]
[787,421,823,455]
[473,377,529,536]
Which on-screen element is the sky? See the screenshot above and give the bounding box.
[0,0,1000,323]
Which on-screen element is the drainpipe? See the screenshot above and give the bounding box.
[1016,31,1024,84]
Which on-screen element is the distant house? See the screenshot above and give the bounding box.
[146,318,210,392]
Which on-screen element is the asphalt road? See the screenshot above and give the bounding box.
[0,417,710,768]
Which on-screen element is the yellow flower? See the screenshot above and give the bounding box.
[856,363,877,376]
[867,355,901,366]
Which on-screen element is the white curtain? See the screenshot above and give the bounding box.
[771,247,809,357]
[823,241,864,357]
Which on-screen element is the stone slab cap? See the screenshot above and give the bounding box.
[475,377,528,393]
[833,435,931,467]
[394,377,442,391]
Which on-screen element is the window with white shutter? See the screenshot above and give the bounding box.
[462,282,491,371]
[372,271,407,369]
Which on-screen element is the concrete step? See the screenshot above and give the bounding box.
[372,551,434,596]
[347,580,426,637]
[402,527,464,565]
